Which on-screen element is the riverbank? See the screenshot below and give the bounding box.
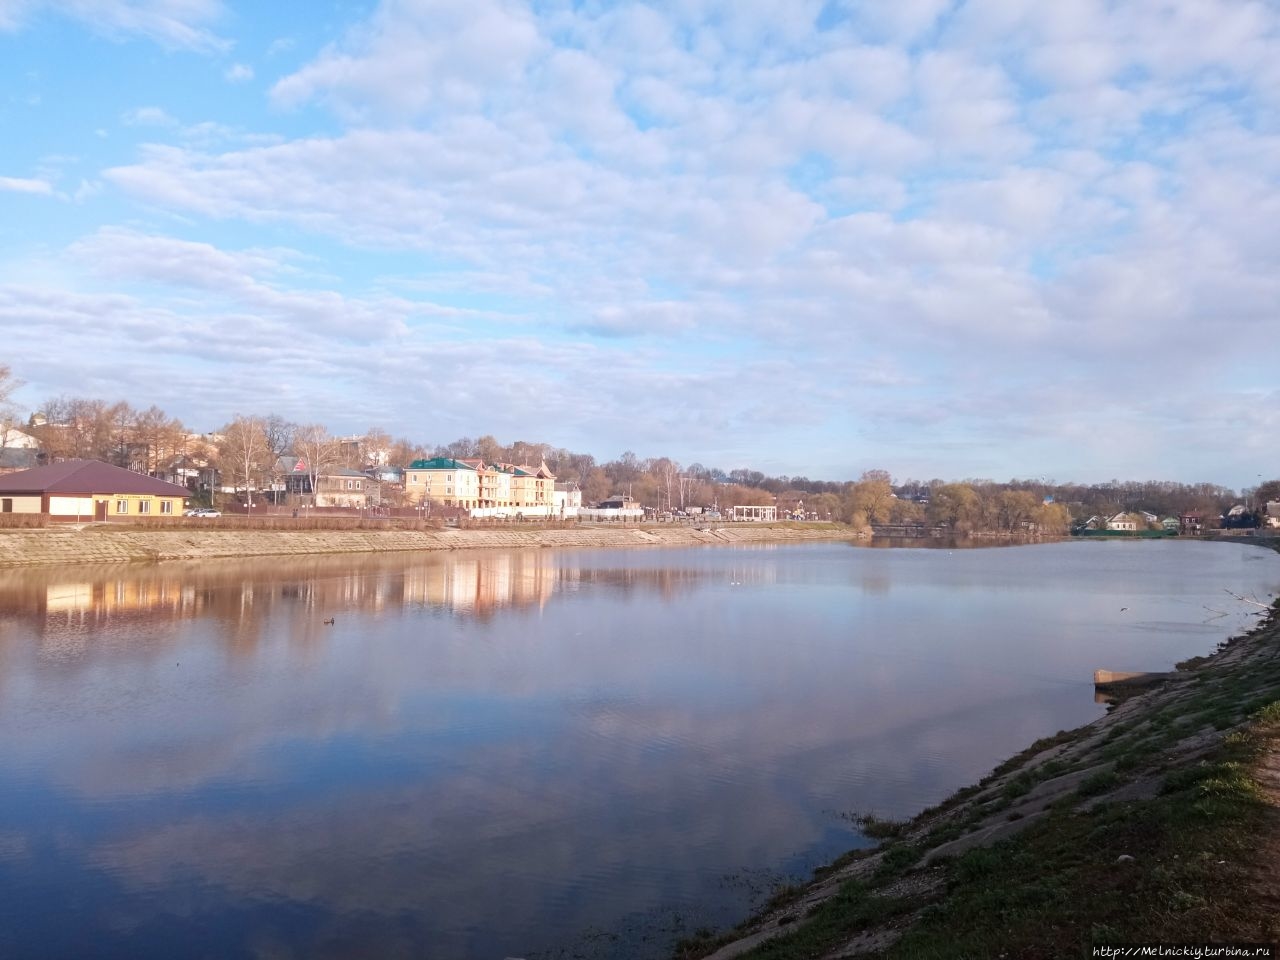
[681,564,1280,957]
[0,522,855,567]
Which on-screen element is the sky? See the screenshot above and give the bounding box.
[0,0,1277,488]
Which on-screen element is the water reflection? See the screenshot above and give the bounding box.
[0,541,1276,960]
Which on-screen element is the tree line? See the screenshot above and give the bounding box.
[0,371,1271,531]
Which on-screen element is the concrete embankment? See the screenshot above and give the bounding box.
[0,523,854,567]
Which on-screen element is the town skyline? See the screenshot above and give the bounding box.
[2,371,1270,513]
[2,1,1277,489]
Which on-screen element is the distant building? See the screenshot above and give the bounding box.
[553,481,581,517]
[1179,512,1206,535]
[1,428,38,449]
[1106,512,1139,531]
[405,457,556,515]
[0,459,188,520]
[277,458,370,508]
[731,505,777,522]
[1264,501,1280,529]
[578,494,643,520]
[597,495,637,510]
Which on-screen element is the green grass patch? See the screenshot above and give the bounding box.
[733,880,915,959]
[1076,769,1121,798]
[854,813,907,840]
[874,843,923,880]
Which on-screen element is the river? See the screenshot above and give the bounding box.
[0,539,1276,958]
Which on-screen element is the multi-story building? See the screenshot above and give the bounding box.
[406,457,556,514]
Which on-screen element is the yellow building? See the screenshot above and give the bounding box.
[405,457,556,513]
[0,459,189,521]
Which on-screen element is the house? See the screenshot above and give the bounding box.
[1161,516,1180,532]
[1,427,39,449]
[1264,501,1280,529]
[553,481,582,517]
[1140,511,1158,525]
[277,458,370,507]
[0,459,188,521]
[1105,513,1139,532]
[1179,511,1206,535]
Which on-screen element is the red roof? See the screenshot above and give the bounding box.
[0,459,190,497]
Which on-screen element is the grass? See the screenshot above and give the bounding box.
[879,728,1276,959]
[855,814,907,840]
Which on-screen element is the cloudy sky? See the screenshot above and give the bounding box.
[0,0,1277,486]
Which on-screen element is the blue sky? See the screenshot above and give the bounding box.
[1,0,1277,487]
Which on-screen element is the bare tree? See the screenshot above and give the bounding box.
[34,396,116,461]
[294,424,339,505]
[363,427,393,467]
[0,365,22,450]
[262,415,297,463]
[219,416,270,504]
[133,405,186,476]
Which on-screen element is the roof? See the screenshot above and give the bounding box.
[0,459,190,496]
[408,457,478,471]
[279,459,367,478]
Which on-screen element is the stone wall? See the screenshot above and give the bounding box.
[0,524,854,567]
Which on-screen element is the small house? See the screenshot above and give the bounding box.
[1106,512,1139,532]
[0,459,188,520]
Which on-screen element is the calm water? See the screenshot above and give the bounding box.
[0,539,1276,959]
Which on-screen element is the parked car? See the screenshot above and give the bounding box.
[185,508,221,518]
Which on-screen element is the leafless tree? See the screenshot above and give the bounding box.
[294,424,340,505]
[220,416,270,504]
[0,364,22,449]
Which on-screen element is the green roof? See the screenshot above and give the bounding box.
[407,457,476,471]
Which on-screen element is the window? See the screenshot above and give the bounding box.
[411,473,418,483]
[355,481,361,489]
[116,500,129,514]
[138,500,151,514]
[347,480,354,490]
[160,500,174,515]
[1,498,11,513]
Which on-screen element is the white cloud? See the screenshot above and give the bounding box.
[0,0,35,30]
[122,105,176,126]
[0,175,53,194]
[271,0,542,118]
[2,0,227,51]
[223,62,253,83]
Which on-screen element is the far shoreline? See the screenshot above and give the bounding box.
[0,521,863,568]
[2,520,1261,570]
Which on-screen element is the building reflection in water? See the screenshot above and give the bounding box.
[0,550,738,664]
